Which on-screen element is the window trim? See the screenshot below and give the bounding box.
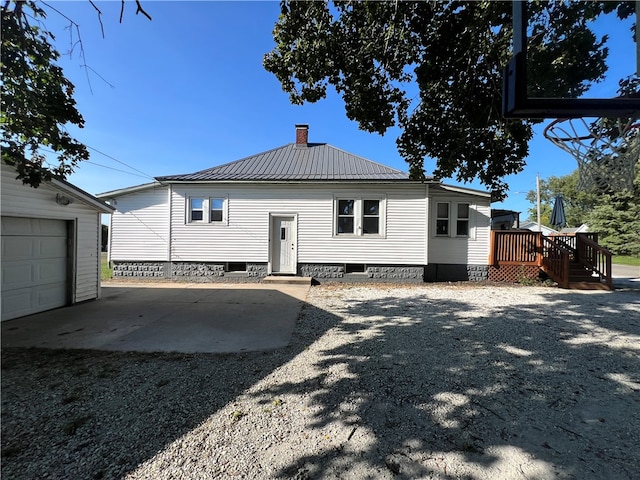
[333,195,386,237]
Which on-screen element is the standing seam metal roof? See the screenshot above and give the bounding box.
[156,143,409,181]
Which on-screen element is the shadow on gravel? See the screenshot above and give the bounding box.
[0,297,340,479]
[258,287,640,479]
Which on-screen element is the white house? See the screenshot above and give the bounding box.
[520,221,558,236]
[98,125,492,283]
[1,163,114,321]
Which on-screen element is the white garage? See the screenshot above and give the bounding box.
[1,163,114,321]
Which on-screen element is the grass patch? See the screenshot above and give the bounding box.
[613,255,640,266]
[101,252,112,281]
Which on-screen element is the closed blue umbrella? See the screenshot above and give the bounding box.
[550,194,567,229]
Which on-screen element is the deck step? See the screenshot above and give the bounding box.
[262,276,312,285]
[568,281,612,291]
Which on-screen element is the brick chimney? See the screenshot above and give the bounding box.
[295,124,309,147]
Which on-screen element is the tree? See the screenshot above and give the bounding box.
[527,159,640,255]
[525,171,599,228]
[1,1,89,187]
[586,159,640,256]
[1,0,150,188]
[264,1,636,199]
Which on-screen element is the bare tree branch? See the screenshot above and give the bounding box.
[88,0,104,38]
[135,0,152,21]
[120,0,152,23]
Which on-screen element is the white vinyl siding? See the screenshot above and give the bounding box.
[109,187,170,261]
[169,184,427,265]
[428,194,491,265]
[1,164,105,306]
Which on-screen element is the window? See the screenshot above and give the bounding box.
[187,196,227,224]
[457,203,470,236]
[190,198,204,222]
[337,199,355,234]
[210,198,224,222]
[362,200,380,234]
[435,201,473,237]
[335,197,385,236]
[436,202,449,235]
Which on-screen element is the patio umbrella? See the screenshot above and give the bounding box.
[550,194,567,229]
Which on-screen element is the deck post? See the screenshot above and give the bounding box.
[536,232,543,267]
[489,230,496,266]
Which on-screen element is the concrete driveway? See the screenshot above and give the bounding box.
[1,282,310,353]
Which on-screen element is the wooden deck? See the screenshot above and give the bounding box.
[489,231,613,290]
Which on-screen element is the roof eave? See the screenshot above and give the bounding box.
[96,181,164,199]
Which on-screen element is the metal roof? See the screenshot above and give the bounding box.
[156,143,410,182]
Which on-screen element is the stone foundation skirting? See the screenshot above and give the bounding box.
[467,265,489,282]
[111,262,268,282]
[111,261,488,284]
[112,262,167,278]
[298,264,425,283]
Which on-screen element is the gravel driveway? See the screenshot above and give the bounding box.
[2,283,639,479]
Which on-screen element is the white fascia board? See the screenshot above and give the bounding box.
[437,183,492,198]
[96,181,164,199]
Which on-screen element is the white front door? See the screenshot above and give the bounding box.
[271,215,296,274]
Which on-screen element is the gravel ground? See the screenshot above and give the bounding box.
[2,283,639,480]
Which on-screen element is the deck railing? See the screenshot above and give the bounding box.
[576,234,613,289]
[489,231,542,266]
[490,230,612,289]
[541,236,571,288]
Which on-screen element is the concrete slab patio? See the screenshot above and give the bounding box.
[1,282,310,353]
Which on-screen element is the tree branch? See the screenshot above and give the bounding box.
[135,0,152,21]
[120,0,151,22]
[88,0,104,38]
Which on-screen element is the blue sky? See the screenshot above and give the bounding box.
[42,1,635,220]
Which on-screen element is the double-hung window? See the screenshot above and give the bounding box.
[189,198,205,222]
[210,198,224,222]
[188,196,227,224]
[335,197,384,236]
[435,201,472,237]
[362,200,380,234]
[456,203,470,236]
[436,202,449,235]
[337,199,355,234]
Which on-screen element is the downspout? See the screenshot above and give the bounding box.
[425,183,430,266]
[97,213,102,298]
[108,205,113,264]
[167,184,173,272]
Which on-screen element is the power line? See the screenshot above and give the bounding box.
[86,146,154,179]
[84,161,151,179]
[40,145,155,181]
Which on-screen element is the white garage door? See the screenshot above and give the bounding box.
[1,217,68,321]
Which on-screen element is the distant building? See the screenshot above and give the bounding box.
[520,221,558,236]
[491,209,520,230]
[560,224,589,234]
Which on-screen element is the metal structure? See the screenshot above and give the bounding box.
[502,1,640,119]
[543,117,639,192]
